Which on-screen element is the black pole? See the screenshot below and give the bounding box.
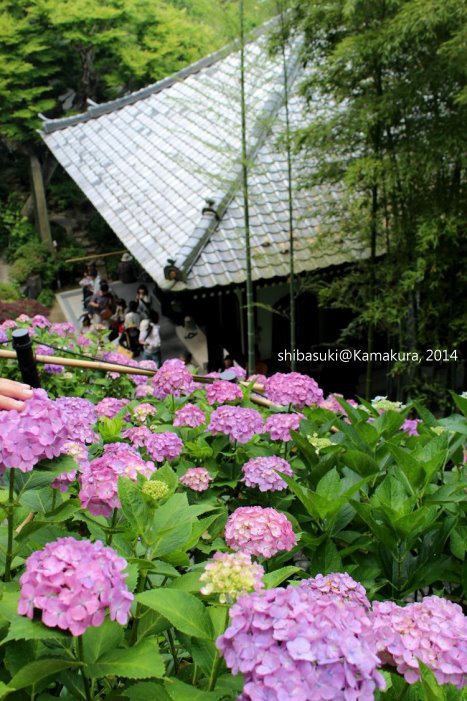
[12,329,41,388]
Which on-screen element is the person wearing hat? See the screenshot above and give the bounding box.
[118,252,136,283]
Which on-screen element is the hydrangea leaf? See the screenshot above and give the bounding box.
[135,589,213,640]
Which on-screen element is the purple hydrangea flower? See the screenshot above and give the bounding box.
[144,431,183,463]
[77,334,92,347]
[55,397,98,444]
[51,441,89,492]
[401,418,421,437]
[18,537,133,636]
[205,380,243,405]
[152,359,194,399]
[173,403,206,428]
[36,344,54,355]
[130,359,158,385]
[217,580,385,701]
[79,443,156,516]
[44,363,64,375]
[265,372,323,408]
[101,351,138,379]
[372,597,467,688]
[0,328,8,343]
[96,397,129,419]
[31,314,50,328]
[135,384,155,398]
[229,365,247,380]
[122,425,152,448]
[265,413,303,441]
[242,456,293,492]
[225,506,296,558]
[180,467,213,491]
[208,406,264,443]
[0,389,71,472]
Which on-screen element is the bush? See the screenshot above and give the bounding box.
[0,299,50,322]
[37,288,56,307]
[0,282,21,301]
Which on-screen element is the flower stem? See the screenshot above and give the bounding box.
[77,636,92,701]
[106,508,118,546]
[4,468,16,582]
[166,628,179,674]
[207,607,230,691]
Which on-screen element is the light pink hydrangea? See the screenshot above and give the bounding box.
[265,413,303,441]
[265,372,323,408]
[102,351,138,379]
[96,397,129,419]
[152,359,194,399]
[200,551,264,604]
[16,314,30,322]
[180,467,213,491]
[205,380,243,405]
[1,320,16,330]
[133,403,156,422]
[0,389,71,472]
[225,506,296,558]
[144,431,183,463]
[372,597,467,688]
[208,406,264,443]
[79,443,156,516]
[217,578,385,701]
[401,418,421,436]
[122,426,152,448]
[242,456,292,491]
[135,384,155,398]
[228,365,247,380]
[18,537,133,636]
[77,334,92,347]
[173,403,206,428]
[319,393,358,414]
[130,360,158,385]
[300,572,370,609]
[50,322,75,337]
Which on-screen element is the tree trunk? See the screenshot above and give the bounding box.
[29,152,54,254]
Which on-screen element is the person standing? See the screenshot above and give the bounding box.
[139,309,161,366]
[135,285,155,320]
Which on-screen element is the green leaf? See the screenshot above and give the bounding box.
[151,464,178,492]
[123,681,171,700]
[344,449,379,478]
[165,678,222,701]
[309,539,342,575]
[418,660,446,700]
[147,493,195,555]
[1,616,67,645]
[118,477,151,537]
[87,638,164,679]
[450,392,467,418]
[8,659,80,691]
[19,487,55,513]
[168,571,202,592]
[136,589,213,640]
[82,618,124,664]
[263,566,301,589]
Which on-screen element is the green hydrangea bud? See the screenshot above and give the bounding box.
[200,552,264,604]
[307,432,333,453]
[142,480,169,503]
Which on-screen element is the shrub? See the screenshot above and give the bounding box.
[0,282,21,301]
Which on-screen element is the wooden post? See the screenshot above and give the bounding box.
[30,152,54,254]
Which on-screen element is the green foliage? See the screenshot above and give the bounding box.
[0,284,20,302]
[289,0,467,399]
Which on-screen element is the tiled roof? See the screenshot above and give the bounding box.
[41,28,366,290]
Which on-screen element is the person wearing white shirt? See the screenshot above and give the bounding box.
[139,309,161,367]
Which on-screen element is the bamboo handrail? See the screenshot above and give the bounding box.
[64,249,127,263]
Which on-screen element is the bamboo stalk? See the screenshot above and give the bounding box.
[0,349,154,376]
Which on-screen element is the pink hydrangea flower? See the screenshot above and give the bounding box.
[217,579,385,701]
[372,597,467,688]
[319,393,358,414]
[173,403,206,428]
[50,322,75,336]
[132,403,155,422]
[79,443,156,516]
[225,506,296,558]
[144,431,183,463]
[77,334,92,347]
[31,314,50,328]
[180,467,212,491]
[51,441,89,492]
[55,397,98,444]
[36,344,54,355]
[300,572,370,609]
[130,360,158,385]
[208,406,264,443]
[102,351,138,379]
[248,373,267,387]
[96,397,129,419]
[242,456,293,492]
[265,372,323,408]
[228,365,247,380]
[122,426,152,448]
[200,551,264,604]
[0,329,7,343]
[205,380,243,405]
[265,413,303,441]
[18,537,133,636]
[135,384,155,398]
[401,418,421,436]
[0,389,71,472]
[1,320,16,330]
[16,314,31,322]
[152,359,194,399]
